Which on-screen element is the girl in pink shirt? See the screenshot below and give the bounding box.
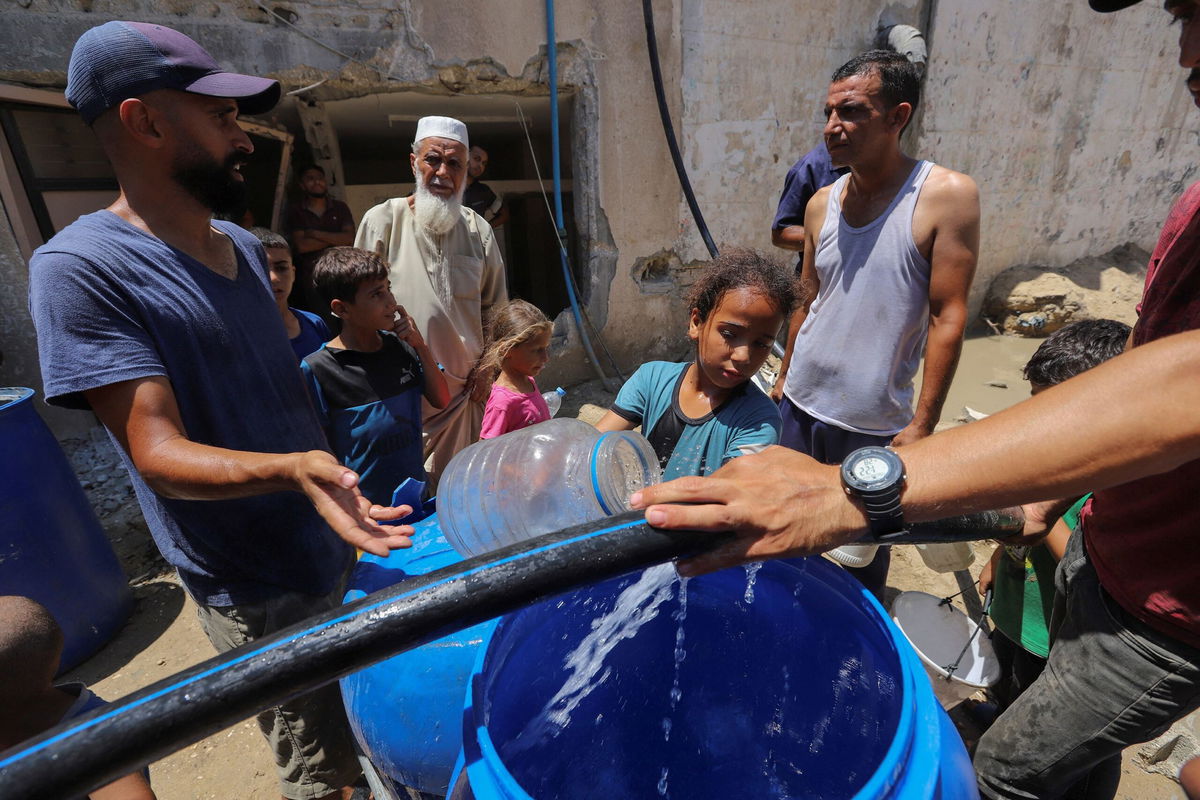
[479,300,554,439]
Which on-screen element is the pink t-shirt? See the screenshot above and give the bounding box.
[480,379,551,439]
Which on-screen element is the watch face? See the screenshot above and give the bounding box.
[852,456,889,483]
[843,446,903,492]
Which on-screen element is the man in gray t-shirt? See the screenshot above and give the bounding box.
[29,21,413,800]
[770,51,979,599]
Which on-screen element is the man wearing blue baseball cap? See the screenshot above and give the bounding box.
[29,22,411,800]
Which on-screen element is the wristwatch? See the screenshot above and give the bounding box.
[840,446,907,540]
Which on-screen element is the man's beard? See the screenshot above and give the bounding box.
[412,169,463,237]
[411,167,465,306]
[172,147,248,216]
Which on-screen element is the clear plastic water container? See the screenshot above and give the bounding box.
[542,387,566,418]
[438,418,661,558]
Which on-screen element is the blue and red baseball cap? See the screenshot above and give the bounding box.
[66,21,281,125]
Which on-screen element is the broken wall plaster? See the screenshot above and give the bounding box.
[7,0,1195,383]
[0,1,626,387]
[630,248,711,296]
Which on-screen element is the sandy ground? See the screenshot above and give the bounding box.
[55,333,1184,799]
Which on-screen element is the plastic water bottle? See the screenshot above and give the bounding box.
[543,386,566,418]
[438,418,661,557]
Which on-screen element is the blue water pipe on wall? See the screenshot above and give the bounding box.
[544,0,608,385]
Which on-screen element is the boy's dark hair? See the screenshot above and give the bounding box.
[313,247,389,304]
[298,164,325,178]
[687,248,798,323]
[0,596,63,693]
[1023,319,1132,387]
[831,50,921,111]
[248,226,289,251]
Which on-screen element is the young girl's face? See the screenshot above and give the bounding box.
[688,287,783,390]
[504,328,552,378]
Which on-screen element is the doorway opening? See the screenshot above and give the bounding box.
[308,91,579,321]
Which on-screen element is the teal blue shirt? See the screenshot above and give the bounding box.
[611,361,781,479]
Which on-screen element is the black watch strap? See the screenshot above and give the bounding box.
[840,446,906,540]
[860,489,905,540]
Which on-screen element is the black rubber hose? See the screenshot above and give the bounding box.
[0,513,732,800]
[883,506,1025,544]
[0,500,1022,798]
[642,0,719,259]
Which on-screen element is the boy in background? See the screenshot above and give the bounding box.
[0,595,156,800]
[978,319,1131,708]
[301,247,449,507]
[250,227,331,360]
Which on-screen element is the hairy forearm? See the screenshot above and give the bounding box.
[137,437,307,500]
[910,313,966,431]
[896,330,1200,521]
[86,379,313,501]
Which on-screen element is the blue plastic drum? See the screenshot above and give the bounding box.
[0,388,131,671]
[341,511,498,795]
[452,557,977,799]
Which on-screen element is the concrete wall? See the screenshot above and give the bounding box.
[674,0,1195,314]
[915,1,1196,311]
[0,0,1195,401]
[677,0,926,261]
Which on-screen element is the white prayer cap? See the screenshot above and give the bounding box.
[414,115,468,149]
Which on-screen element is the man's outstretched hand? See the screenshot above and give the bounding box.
[293,451,415,556]
[630,446,867,577]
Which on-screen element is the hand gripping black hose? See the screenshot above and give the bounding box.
[0,513,732,800]
[0,500,1023,798]
[642,0,719,259]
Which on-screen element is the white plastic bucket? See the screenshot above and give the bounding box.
[914,542,976,573]
[890,591,1000,709]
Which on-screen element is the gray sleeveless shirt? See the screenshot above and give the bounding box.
[783,160,935,435]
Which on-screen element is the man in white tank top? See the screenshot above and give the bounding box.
[769,51,980,598]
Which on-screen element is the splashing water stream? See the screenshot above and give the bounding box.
[515,564,679,747]
[743,561,763,603]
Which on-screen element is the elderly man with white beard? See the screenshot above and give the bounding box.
[356,116,507,485]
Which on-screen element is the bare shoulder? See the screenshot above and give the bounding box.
[809,182,835,207]
[803,183,834,225]
[922,165,979,205]
[912,165,980,258]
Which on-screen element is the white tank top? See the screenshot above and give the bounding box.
[783,160,935,435]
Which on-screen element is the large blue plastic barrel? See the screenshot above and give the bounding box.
[341,511,498,795]
[450,557,977,799]
[0,388,132,671]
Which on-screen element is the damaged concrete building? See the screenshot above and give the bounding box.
[0,0,1195,436]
